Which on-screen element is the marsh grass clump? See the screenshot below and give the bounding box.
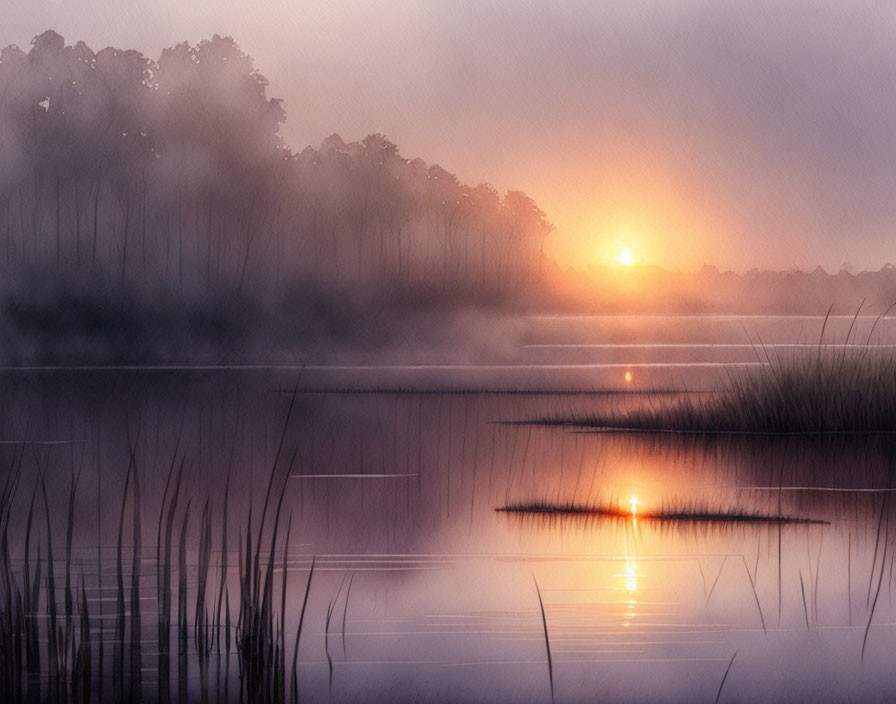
[0,388,317,704]
[543,320,896,434]
[497,500,827,524]
[685,348,896,433]
[497,501,631,519]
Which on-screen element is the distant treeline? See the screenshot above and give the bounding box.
[546,263,896,314]
[2,31,895,363]
[0,31,551,303]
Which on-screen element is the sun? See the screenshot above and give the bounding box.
[617,248,635,266]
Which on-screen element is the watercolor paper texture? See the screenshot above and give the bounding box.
[1,3,894,702]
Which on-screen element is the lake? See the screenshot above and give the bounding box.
[2,314,895,702]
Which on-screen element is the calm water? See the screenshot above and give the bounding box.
[3,314,896,702]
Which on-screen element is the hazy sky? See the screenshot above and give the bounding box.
[6,0,896,272]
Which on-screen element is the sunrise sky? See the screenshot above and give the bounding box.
[6,0,896,273]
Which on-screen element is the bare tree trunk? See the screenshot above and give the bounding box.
[55,177,61,271]
[177,193,184,295]
[164,216,172,284]
[31,172,42,262]
[74,179,81,266]
[206,194,213,292]
[141,179,148,284]
[3,196,11,266]
[17,185,27,264]
[92,183,100,265]
[121,193,131,287]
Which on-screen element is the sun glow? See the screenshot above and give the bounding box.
[617,247,635,266]
[624,370,633,383]
[623,561,639,593]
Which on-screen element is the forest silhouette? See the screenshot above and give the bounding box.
[0,31,551,292]
[0,31,552,361]
[3,31,896,363]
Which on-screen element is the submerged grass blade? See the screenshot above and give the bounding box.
[741,555,766,634]
[798,570,810,631]
[532,575,554,704]
[290,557,315,704]
[714,650,737,704]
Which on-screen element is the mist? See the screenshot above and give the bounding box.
[3,13,896,704]
[5,2,896,271]
[2,30,895,365]
[0,31,553,362]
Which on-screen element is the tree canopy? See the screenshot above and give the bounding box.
[0,31,553,303]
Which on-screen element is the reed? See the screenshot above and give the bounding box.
[714,651,737,704]
[341,574,354,657]
[72,574,91,704]
[63,469,79,701]
[862,482,892,659]
[37,471,60,701]
[177,499,191,703]
[0,457,99,704]
[0,383,326,703]
[24,490,39,702]
[156,450,183,704]
[290,557,315,704]
[0,459,23,701]
[195,498,212,704]
[129,459,142,703]
[532,575,554,704]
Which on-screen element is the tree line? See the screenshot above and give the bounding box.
[0,31,552,303]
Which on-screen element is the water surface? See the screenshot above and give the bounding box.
[3,314,895,702]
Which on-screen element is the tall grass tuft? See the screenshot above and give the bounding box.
[541,341,896,434]
[0,460,100,704]
[236,388,301,703]
[0,383,319,703]
[0,459,23,701]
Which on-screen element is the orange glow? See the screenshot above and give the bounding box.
[623,561,639,592]
[624,370,633,383]
[618,247,634,266]
[630,495,640,516]
[540,147,720,272]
